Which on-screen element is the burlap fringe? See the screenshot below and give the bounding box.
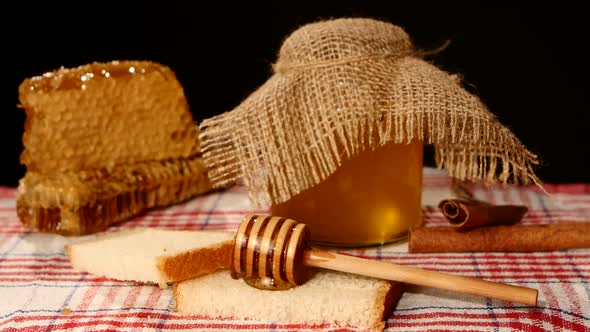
[200,100,542,207]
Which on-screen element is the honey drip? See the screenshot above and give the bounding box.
[23,61,165,93]
[244,276,294,291]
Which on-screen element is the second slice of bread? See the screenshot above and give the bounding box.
[66,228,234,287]
[174,270,401,331]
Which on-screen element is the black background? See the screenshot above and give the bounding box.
[2,3,589,186]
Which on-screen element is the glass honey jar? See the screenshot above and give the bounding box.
[270,139,424,247]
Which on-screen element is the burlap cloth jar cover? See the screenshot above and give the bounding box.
[199,17,542,207]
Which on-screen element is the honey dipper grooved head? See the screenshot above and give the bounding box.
[231,215,311,289]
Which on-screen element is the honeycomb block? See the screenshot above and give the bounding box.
[17,155,211,235]
[16,60,212,235]
[18,60,200,173]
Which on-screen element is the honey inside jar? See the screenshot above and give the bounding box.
[271,139,423,246]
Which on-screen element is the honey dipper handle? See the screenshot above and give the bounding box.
[304,249,538,306]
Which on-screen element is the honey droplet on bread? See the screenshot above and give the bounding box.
[244,276,294,291]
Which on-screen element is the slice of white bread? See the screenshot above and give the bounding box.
[174,270,402,331]
[65,228,234,287]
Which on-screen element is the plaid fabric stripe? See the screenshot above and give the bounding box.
[1,167,588,332]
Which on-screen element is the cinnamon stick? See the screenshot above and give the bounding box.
[408,223,590,253]
[439,199,528,231]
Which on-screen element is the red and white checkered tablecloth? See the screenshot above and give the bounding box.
[1,167,589,331]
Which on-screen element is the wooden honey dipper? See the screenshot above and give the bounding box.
[231,215,539,305]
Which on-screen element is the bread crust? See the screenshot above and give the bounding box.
[374,282,404,331]
[157,240,234,284]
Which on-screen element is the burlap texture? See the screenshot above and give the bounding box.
[199,18,542,207]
